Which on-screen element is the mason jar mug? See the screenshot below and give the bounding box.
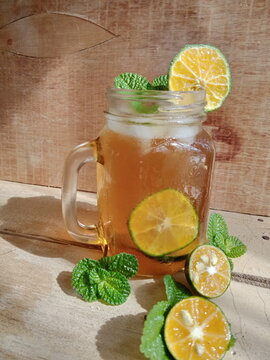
[62,89,215,276]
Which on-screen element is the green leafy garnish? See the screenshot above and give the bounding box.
[114,72,151,90]
[73,272,99,302]
[213,232,227,252]
[141,275,191,360]
[98,252,139,278]
[224,236,247,258]
[227,334,237,350]
[163,274,191,306]
[208,213,247,268]
[72,253,138,305]
[72,258,100,301]
[213,233,246,258]
[72,258,99,286]
[95,269,131,305]
[207,213,229,243]
[151,75,169,90]
[140,301,172,360]
[132,100,159,114]
[228,257,234,271]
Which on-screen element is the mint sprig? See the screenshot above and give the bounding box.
[140,275,192,360]
[163,274,191,306]
[114,72,151,90]
[94,268,131,305]
[228,257,234,271]
[208,213,247,266]
[98,253,139,278]
[72,258,100,301]
[151,75,169,90]
[224,236,247,258]
[207,213,229,243]
[140,301,173,360]
[72,253,138,305]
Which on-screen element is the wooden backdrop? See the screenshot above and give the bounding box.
[0,0,269,216]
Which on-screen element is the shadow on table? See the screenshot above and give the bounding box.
[96,313,146,360]
[56,270,78,297]
[134,278,166,311]
[0,195,101,264]
[134,272,190,311]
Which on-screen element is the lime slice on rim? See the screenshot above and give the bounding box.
[128,188,199,257]
[169,44,231,112]
[164,297,232,360]
[186,244,231,298]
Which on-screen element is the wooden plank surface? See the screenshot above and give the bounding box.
[0,1,269,216]
[0,180,269,277]
[0,180,270,359]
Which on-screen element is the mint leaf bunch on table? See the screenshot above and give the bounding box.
[72,253,138,305]
[207,213,247,270]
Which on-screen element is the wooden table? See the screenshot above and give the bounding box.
[0,180,269,360]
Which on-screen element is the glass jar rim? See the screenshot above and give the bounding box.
[108,87,205,101]
[106,87,206,124]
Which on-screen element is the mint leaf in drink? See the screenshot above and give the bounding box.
[140,301,173,360]
[98,253,139,278]
[151,74,169,90]
[114,72,151,90]
[96,269,131,305]
[132,100,158,114]
[208,213,229,244]
[163,275,191,306]
[223,236,247,258]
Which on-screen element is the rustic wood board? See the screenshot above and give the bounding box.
[0,1,269,216]
[0,181,270,359]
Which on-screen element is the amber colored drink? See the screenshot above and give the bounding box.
[96,121,215,276]
[62,89,215,277]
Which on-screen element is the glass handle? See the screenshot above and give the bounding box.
[62,141,100,245]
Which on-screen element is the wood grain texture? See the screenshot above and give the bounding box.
[0,0,269,215]
[0,182,270,360]
[0,180,269,278]
[0,13,116,57]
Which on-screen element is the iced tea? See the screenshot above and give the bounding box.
[96,112,215,276]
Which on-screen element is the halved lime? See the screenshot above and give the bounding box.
[164,296,232,360]
[186,244,231,298]
[169,44,231,112]
[128,189,199,257]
